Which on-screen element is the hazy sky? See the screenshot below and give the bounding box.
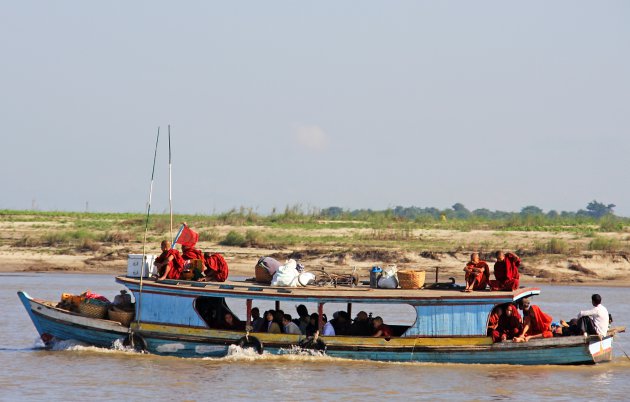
[2,2,629,215]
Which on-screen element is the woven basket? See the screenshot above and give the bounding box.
[255,264,273,284]
[397,270,425,289]
[78,301,108,319]
[108,308,135,326]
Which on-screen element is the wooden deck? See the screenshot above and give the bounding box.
[116,275,540,304]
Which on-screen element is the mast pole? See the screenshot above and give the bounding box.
[137,126,160,324]
[168,124,173,244]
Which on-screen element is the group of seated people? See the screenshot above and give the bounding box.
[248,305,393,338]
[153,239,228,282]
[464,251,521,292]
[488,294,610,343]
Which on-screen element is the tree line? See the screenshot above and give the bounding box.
[320,200,619,221]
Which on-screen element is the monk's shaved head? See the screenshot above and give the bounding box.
[521,298,531,310]
[161,240,170,250]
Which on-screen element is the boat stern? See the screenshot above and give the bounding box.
[589,336,614,363]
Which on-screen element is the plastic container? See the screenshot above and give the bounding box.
[127,254,156,278]
[370,266,382,288]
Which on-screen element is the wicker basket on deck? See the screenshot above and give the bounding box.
[255,264,273,284]
[78,300,109,319]
[108,307,135,326]
[397,270,425,289]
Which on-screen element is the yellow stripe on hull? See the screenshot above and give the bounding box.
[133,323,492,347]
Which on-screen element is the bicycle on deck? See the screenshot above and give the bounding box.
[297,267,360,288]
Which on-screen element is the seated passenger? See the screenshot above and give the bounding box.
[489,251,521,291]
[463,252,490,292]
[180,245,205,279]
[274,310,285,333]
[372,316,393,338]
[181,244,204,261]
[513,298,553,342]
[282,314,302,334]
[566,294,609,338]
[351,311,373,336]
[293,304,310,334]
[251,307,264,332]
[305,313,320,337]
[154,240,185,280]
[221,312,242,330]
[497,304,522,342]
[264,310,282,334]
[199,252,229,282]
[330,311,352,336]
[322,314,336,336]
[487,306,502,341]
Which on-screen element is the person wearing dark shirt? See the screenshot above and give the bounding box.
[351,311,373,336]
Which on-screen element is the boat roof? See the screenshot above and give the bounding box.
[116,276,540,305]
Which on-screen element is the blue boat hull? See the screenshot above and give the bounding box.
[135,336,610,364]
[18,291,129,349]
[18,291,614,364]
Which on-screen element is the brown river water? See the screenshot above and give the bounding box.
[2,273,630,401]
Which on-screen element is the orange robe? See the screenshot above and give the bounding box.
[464,260,490,290]
[525,305,553,338]
[489,253,520,291]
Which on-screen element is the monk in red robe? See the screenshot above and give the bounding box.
[497,304,522,342]
[372,316,393,338]
[463,252,490,292]
[514,298,553,342]
[181,245,203,261]
[154,240,185,280]
[489,251,521,291]
[488,306,502,342]
[200,252,229,282]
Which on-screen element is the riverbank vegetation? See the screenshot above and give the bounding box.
[2,201,630,283]
[1,200,629,253]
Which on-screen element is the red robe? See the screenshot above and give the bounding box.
[497,304,522,340]
[464,260,490,290]
[489,253,520,291]
[488,311,501,341]
[203,253,229,282]
[182,246,203,261]
[155,249,185,279]
[375,324,393,338]
[525,305,553,338]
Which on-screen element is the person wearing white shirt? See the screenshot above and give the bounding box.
[282,314,302,335]
[577,294,609,337]
[321,314,336,336]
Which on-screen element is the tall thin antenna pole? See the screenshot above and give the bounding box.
[168,124,173,245]
[137,127,160,324]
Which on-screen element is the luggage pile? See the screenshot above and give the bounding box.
[56,289,135,326]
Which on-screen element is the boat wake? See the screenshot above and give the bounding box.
[212,344,336,362]
[48,338,142,355]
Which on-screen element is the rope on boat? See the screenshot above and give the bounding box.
[137,127,161,325]
[618,343,630,361]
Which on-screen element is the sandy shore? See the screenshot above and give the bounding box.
[2,213,629,287]
[2,244,629,287]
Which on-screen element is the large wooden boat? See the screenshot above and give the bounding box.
[18,275,623,365]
